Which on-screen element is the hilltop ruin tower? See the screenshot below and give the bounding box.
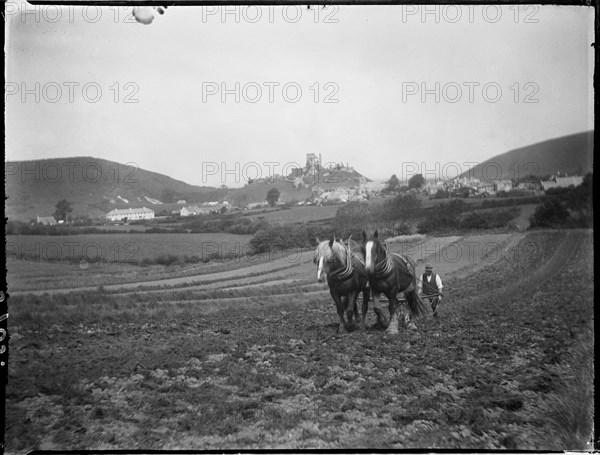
[306,153,320,169]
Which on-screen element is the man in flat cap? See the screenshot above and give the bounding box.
[419,264,443,318]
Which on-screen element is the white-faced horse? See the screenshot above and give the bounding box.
[361,230,429,334]
[314,236,370,333]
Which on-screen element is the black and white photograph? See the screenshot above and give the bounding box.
[3,2,594,451]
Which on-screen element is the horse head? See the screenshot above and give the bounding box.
[313,235,349,282]
[362,229,388,274]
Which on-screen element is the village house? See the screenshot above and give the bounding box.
[36,216,57,225]
[246,202,269,210]
[424,181,446,196]
[451,177,471,189]
[199,201,229,213]
[106,207,155,222]
[541,175,584,191]
[180,205,208,216]
[515,181,542,191]
[494,180,513,192]
[475,183,495,195]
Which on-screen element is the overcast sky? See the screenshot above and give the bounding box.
[5,4,594,187]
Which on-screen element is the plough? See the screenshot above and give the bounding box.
[357,292,443,304]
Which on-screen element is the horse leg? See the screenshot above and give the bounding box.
[401,301,417,330]
[403,290,421,329]
[372,292,389,329]
[345,290,358,329]
[341,295,349,321]
[353,295,360,327]
[385,294,400,335]
[331,292,347,333]
[359,289,369,330]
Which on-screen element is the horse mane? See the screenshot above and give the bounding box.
[315,239,347,268]
[329,240,347,266]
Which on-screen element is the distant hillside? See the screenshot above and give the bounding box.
[226,179,313,207]
[5,157,226,221]
[306,166,371,190]
[458,131,593,182]
[225,163,372,206]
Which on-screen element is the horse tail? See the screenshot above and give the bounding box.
[405,256,430,321]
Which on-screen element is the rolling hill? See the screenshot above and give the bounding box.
[458,131,594,182]
[226,179,314,207]
[5,157,227,221]
[7,132,592,221]
[226,163,372,206]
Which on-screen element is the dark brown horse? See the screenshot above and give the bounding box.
[361,230,429,334]
[314,236,370,332]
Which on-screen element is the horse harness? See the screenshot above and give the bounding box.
[328,253,366,282]
[373,252,412,280]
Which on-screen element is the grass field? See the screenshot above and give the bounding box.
[5,229,594,451]
[242,205,336,224]
[91,224,149,232]
[6,232,253,264]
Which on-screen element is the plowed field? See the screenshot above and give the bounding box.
[5,230,594,451]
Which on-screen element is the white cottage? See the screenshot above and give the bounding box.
[106,207,155,222]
